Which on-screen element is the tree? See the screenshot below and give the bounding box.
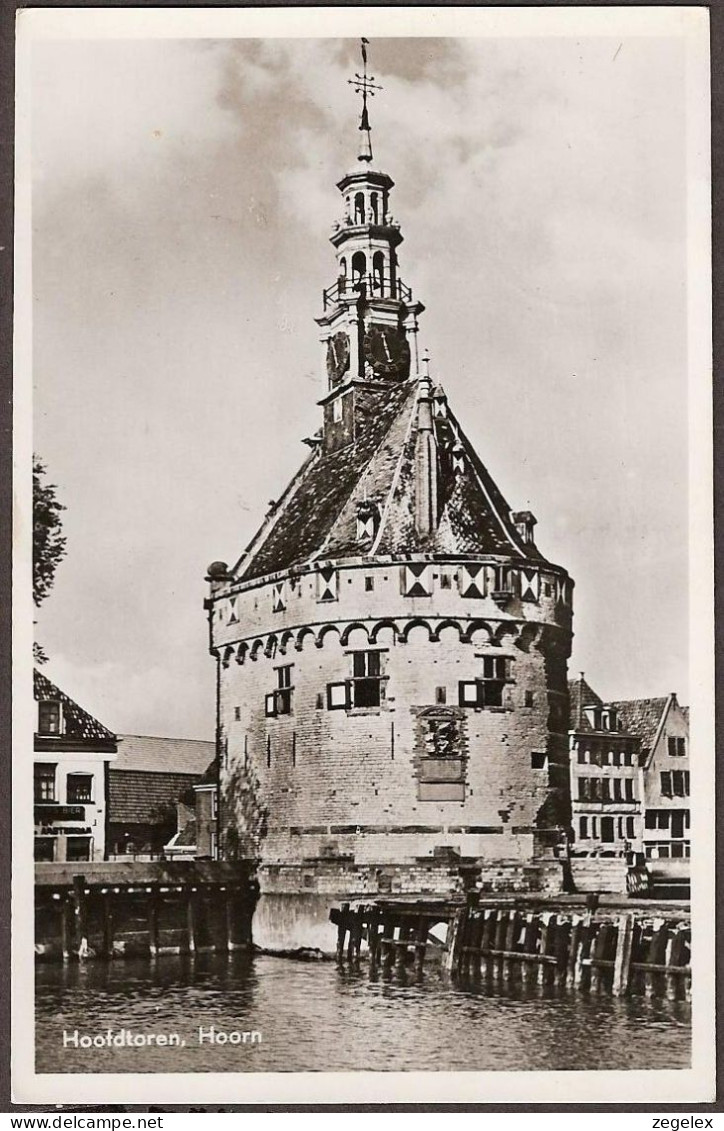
[33,456,67,662]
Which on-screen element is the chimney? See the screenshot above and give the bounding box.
[414,358,438,538]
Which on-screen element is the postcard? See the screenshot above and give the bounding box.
[12,5,714,1106]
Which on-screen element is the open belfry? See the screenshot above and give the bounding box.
[205,42,575,946]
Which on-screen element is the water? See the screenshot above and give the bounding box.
[36,954,690,1074]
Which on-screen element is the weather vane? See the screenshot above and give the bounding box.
[348,37,382,163]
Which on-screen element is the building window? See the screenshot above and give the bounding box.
[365,576,374,592]
[327,651,385,711]
[332,397,343,423]
[531,752,547,770]
[459,657,508,709]
[34,836,55,862]
[672,770,689,797]
[525,690,534,707]
[668,736,686,757]
[576,747,586,764]
[624,778,634,801]
[578,778,591,801]
[600,778,610,802]
[435,686,447,705]
[440,573,452,590]
[351,650,382,707]
[579,816,589,839]
[612,778,622,801]
[660,771,672,798]
[66,836,91,862]
[625,817,635,839]
[266,665,294,717]
[66,774,93,803]
[34,764,56,803]
[38,701,61,736]
[211,790,218,819]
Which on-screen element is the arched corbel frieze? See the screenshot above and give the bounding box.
[295,626,316,652]
[399,617,434,644]
[339,621,370,647]
[430,618,464,643]
[369,619,399,645]
[316,623,341,649]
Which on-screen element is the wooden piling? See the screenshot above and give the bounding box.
[612,914,634,997]
[147,887,159,957]
[367,905,380,973]
[502,910,520,982]
[444,907,466,975]
[479,909,496,978]
[413,916,428,980]
[71,875,88,956]
[186,890,197,955]
[60,897,72,963]
[336,902,349,963]
[101,892,114,960]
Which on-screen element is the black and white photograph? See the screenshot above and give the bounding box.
[13,6,714,1105]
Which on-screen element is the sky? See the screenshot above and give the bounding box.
[30,32,690,740]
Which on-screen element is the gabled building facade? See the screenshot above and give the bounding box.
[568,675,643,857]
[33,670,117,863]
[568,676,690,863]
[206,48,574,918]
[613,695,690,861]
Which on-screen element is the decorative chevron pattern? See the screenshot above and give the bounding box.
[460,563,485,599]
[316,564,338,603]
[272,582,286,613]
[402,562,432,597]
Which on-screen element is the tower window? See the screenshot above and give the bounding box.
[372,251,385,294]
[458,656,509,708]
[354,193,365,224]
[327,650,386,710]
[265,665,294,717]
[38,700,61,736]
[351,251,366,287]
[370,192,379,223]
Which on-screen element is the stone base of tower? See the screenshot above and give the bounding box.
[252,859,568,953]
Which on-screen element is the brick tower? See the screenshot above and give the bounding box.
[205,43,574,948]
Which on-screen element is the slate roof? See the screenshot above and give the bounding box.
[608,698,670,755]
[115,735,214,776]
[34,669,116,745]
[236,378,547,582]
[567,676,603,731]
[108,770,200,824]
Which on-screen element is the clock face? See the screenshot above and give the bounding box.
[326,331,350,388]
[363,324,411,381]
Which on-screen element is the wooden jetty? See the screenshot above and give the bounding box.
[329,895,691,1001]
[35,860,258,962]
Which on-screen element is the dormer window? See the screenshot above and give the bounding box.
[38,700,61,736]
[583,705,602,730]
[356,500,379,546]
[512,511,537,545]
[601,706,618,731]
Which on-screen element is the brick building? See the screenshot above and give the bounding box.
[568,676,690,863]
[33,670,117,862]
[205,53,575,945]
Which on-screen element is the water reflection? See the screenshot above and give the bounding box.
[36,953,690,1074]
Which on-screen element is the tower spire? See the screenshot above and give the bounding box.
[348,37,381,163]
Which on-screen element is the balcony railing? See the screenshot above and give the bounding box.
[322,274,412,311]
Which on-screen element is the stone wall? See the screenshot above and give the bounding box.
[211,557,572,872]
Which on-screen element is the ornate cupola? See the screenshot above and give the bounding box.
[316,40,425,438]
